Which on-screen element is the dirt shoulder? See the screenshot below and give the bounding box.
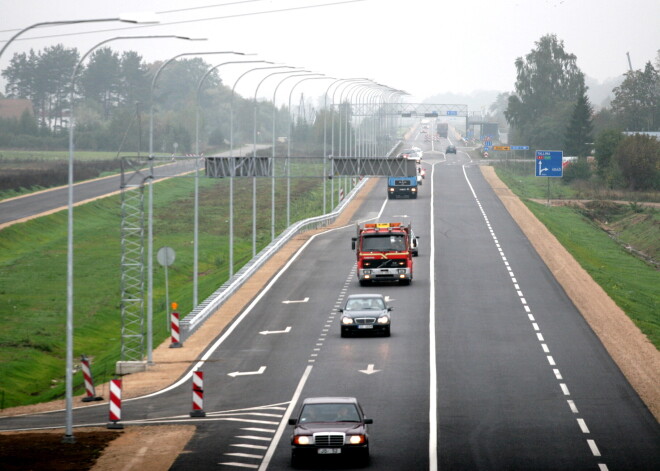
[2,170,658,470]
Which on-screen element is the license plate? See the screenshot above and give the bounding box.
[358,325,373,329]
[318,448,341,454]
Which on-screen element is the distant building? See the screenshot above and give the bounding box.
[0,98,34,120]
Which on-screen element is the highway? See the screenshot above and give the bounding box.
[1,134,658,470]
[0,145,266,228]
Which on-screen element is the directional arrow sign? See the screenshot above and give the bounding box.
[259,326,292,335]
[282,297,309,304]
[535,150,563,177]
[359,364,381,375]
[228,366,266,378]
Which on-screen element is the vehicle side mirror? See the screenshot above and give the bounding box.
[338,308,344,313]
[288,418,297,425]
[351,238,356,250]
[364,418,373,424]
[388,307,392,312]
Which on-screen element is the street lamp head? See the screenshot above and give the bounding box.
[175,36,207,41]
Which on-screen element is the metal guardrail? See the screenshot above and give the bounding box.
[180,142,402,340]
[179,177,368,340]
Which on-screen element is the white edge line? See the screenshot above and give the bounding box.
[135,225,343,400]
[429,161,439,471]
[259,365,314,471]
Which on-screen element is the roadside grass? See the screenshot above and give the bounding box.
[494,164,660,349]
[0,174,336,409]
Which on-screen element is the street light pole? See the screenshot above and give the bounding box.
[286,76,333,226]
[270,73,322,239]
[65,33,190,444]
[148,51,261,366]
[229,63,289,276]
[251,67,300,256]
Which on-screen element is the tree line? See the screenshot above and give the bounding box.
[0,45,330,155]
[494,34,659,191]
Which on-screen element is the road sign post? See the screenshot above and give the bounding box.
[535,150,563,205]
[157,246,176,332]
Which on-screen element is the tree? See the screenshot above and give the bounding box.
[2,45,78,129]
[594,129,625,185]
[611,61,660,131]
[505,34,585,149]
[613,134,660,190]
[79,47,121,120]
[564,83,594,158]
[119,51,150,107]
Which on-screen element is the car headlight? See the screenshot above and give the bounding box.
[342,317,354,325]
[363,269,371,274]
[377,316,390,324]
[294,435,312,445]
[348,435,366,445]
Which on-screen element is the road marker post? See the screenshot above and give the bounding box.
[107,379,124,429]
[190,370,206,417]
[170,302,182,348]
[80,355,103,402]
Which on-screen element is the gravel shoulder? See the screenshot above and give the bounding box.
[2,169,658,470]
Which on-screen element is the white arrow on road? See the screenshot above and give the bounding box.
[282,297,309,304]
[228,366,267,378]
[359,364,381,375]
[259,326,292,335]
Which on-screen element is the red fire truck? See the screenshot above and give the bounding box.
[351,222,415,286]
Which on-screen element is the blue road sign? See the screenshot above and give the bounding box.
[510,145,529,150]
[535,150,563,177]
[483,146,491,152]
[446,110,458,116]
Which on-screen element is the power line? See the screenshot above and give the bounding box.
[0,0,274,34]
[0,0,366,43]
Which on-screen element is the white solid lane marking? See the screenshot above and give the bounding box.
[259,365,313,470]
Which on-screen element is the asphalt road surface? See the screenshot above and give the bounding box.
[1,136,658,470]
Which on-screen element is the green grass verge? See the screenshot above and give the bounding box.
[494,165,659,349]
[0,174,343,409]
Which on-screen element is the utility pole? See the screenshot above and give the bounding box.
[626,52,633,72]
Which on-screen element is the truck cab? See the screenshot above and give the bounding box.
[387,176,418,199]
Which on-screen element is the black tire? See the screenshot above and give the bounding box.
[341,329,347,338]
[383,326,391,337]
[400,279,410,286]
[359,450,370,467]
[291,453,302,469]
[359,279,369,286]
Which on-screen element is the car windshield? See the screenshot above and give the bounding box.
[362,234,406,252]
[346,297,384,311]
[300,404,360,423]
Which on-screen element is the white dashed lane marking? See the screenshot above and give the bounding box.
[462,165,608,470]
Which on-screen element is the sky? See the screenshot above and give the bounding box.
[1,0,659,107]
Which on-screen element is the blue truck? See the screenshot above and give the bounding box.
[387,176,418,199]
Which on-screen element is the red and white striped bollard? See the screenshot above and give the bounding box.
[170,302,182,348]
[190,370,206,417]
[81,355,102,402]
[107,379,123,429]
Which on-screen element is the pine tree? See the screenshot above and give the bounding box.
[564,83,594,158]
